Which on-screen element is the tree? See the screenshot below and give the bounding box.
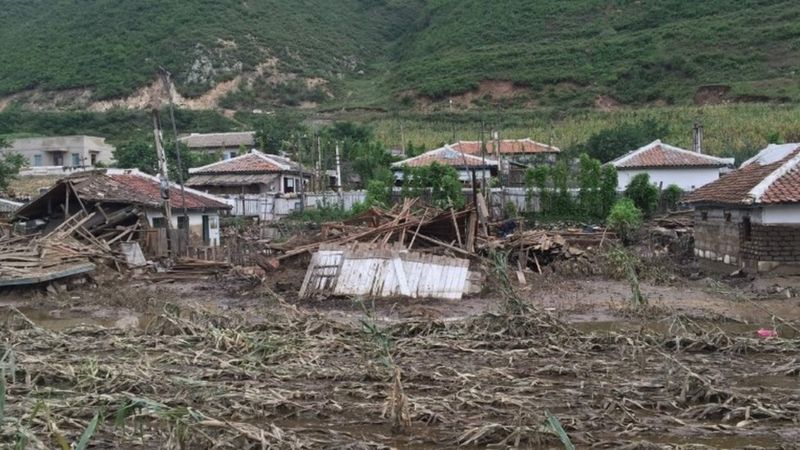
[578,119,669,163]
[578,153,602,219]
[401,163,464,209]
[113,136,218,182]
[363,167,395,207]
[660,184,683,212]
[599,164,618,219]
[525,165,549,215]
[254,112,307,154]
[624,173,659,218]
[551,161,572,217]
[0,136,26,193]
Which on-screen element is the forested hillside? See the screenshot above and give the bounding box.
[0,0,798,109]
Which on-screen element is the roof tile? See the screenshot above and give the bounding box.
[613,141,733,169]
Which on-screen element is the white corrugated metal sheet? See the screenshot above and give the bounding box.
[300,244,472,300]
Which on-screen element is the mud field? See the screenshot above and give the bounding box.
[2,272,800,449]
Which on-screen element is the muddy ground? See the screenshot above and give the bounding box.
[1,267,800,449]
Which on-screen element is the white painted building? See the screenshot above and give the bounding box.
[4,135,115,169]
[610,140,734,191]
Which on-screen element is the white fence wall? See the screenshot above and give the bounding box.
[223,188,555,222]
[224,191,366,221]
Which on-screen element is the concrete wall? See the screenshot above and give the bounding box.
[618,167,722,191]
[5,136,115,168]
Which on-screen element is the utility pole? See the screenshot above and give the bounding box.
[449,99,456,142]
[335,142,343,192]
[316,134,322,192]
[693,122,704,154]
[335,142,343,207]
[400,121,406,157]
[158,67,189,228]
[297,134,305,212]
[152,109,174,257]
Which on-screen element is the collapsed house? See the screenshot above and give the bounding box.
[14,169,230,248]
[685,143,800,273]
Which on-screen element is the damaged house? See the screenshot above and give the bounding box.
[186,150,311,196]
[685,143,800,273]
[14,169,231,248]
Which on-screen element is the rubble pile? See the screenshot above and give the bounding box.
[0,210,129,286]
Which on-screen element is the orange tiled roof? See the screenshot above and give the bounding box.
[189,150,303,174]
[686,144,800,205]
[451,139,560,155]
[612,140,734,169]
[392,146,499,169]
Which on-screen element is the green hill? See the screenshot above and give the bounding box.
[0,0,798,109]
[388,0,800,107]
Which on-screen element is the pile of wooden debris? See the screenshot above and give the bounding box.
[0,210,132,286]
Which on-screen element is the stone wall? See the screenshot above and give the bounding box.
[740,223,800,271]
[693,208,745,265]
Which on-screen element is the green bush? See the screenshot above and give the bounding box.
[607,198,643,244]
[624,173,659,218]
[660,184,683,211]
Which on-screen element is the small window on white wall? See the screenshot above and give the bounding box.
[284,177,295,193]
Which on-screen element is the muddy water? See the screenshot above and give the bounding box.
[7,306,152,331]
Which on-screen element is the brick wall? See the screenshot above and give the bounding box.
[740,223,800,263]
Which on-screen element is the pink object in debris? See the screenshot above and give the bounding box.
[757,328,778,338]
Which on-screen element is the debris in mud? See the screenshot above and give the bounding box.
[1,302,798,449]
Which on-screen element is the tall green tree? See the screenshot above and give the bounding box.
[624,173,659,218]
[113,136,218,182]
[525,165,549,214]
[0,137,26,194]
[578,119,669,163]
[578,153,602,219]
[254,112,307,155]
[551,161,572,216]
[599,164,619,219]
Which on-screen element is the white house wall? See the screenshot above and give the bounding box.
[760,204,800,224]
[617,167,722,191]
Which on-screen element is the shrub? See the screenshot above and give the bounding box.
[660,184,683,211]
[624,173,659,218]
[607,198,643,244]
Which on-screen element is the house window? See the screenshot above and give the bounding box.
[152,217,167,228]
[90,153,98,165]
[701,211,708,221]
[71,153,81,167]
[33,154,43,166]
[223,151,237,160]
[742,217,752,241]
[53,152,63,166]
[177,216,189,230]
[284,177,295,193]
[724,212,732,222]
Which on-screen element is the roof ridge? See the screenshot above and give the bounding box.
[749,148,800,203]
